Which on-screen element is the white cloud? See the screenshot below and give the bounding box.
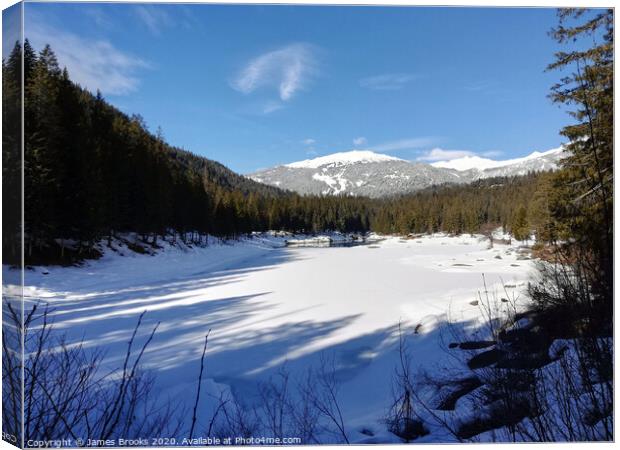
[353,136,367,146]
[27,19,149,95]
[372,137,438,152]
[359,73,416,91]
[302,138,316,145]
[231,43,318,101]
[134,5,174,35]
[262,100,285,114]
[83,6,117,30]
[417,148,476,162]
[482,150,502,157]
[134,5,197,34]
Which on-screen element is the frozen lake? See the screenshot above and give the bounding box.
[12,233,536,442]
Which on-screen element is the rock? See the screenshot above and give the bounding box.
[494,255,502,259]
[459,340,496,350]
[513,310,536,322]
[436,376,483,411]
[469,300,479,306]
[448,342,459,349]
[499,326,553,354]
[456,399,531,440]
[467,349,507,369]
[496,352,553,370]
[389,418,428,442]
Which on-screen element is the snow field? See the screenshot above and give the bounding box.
[5,232,537,442]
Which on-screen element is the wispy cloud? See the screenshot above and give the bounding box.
[301,138,317,155]
[371,137,439,152]
[27,19,149,95]
[464,80,499,92]
[231,43,319,101]
[82,6,117,30]
[262,100,285,114]
[482,150,503,158]
[359,73,417,91]
[463,80,515,103]
[417,148,476,162]
[353,136,367,146]
[134,5,174,35]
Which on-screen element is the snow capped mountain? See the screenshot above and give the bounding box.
[432,146,564,171]
[250,150,462,197]
[285,150,403,169]
[248,148,566,198]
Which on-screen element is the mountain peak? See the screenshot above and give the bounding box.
[285,150,403,169]
[250,146,565,198]
[431,146,565,171]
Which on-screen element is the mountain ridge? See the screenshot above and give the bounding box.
[431,147,563,171]
[249,147,565,198]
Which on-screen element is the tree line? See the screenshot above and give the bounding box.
[372,172,554,239]
[2,41,376,264]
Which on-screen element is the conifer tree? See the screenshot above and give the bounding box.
[2,42,23,262]
[511,206,529,242]
[547,8,613,304]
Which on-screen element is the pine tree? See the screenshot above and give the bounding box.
[511,206,529,242]
[2,42,23,262]
[547,8,613,303]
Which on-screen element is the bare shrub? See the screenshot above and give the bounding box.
[300,353,349,444]
[255,365,321,444]
[385,322,427,442]
[2,302,182,444]
[425,268,613,442]
[213,395,260,441]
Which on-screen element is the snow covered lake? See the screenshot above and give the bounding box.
[11,233,537,443]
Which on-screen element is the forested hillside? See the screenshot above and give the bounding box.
[2,40,560,265]
[2,41,375,263]
[0,37,600,267]
[372,172,554,238]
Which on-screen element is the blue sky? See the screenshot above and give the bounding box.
[3,2,20,60]
[22,3,574,173]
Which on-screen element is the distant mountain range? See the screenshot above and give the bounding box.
[248,147,565,198]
